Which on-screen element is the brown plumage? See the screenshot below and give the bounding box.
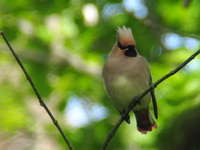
[103,26,157,134]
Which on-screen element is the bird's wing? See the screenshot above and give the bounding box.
[149,73,158,119]
[141,56,158,119]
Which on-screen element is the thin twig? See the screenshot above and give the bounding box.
[101,49,200,150]
[0,32,74,150]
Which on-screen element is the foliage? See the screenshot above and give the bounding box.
[0,0,200,150]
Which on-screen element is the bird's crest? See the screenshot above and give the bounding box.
[117,26,135,46]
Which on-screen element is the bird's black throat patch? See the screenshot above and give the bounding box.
[125,47,137,57]
[118,42,137,57]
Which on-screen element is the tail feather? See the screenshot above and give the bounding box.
[134,109,157,134]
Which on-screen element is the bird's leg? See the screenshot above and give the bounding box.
[121,109,131,124]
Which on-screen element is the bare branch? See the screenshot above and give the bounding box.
[0,32,74,150]
[101,49,200,150]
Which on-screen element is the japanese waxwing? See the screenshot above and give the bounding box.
[103,26,158,134]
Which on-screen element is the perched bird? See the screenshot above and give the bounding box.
[103,26,158,134]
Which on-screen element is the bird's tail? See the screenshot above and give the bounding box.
[134,109,157,134]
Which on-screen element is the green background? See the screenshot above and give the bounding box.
[0,0,200,150]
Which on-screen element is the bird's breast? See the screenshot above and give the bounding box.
[103,56,150,111]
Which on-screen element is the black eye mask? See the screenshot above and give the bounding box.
[117,42,137,57]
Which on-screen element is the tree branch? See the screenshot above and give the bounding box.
[0,32,74,150]
[101,49,200,150]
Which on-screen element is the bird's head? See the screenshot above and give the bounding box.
[116,26,138,57]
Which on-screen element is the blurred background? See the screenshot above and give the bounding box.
[1,0,200,150]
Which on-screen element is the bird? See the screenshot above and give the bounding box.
[103,26,158,134]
